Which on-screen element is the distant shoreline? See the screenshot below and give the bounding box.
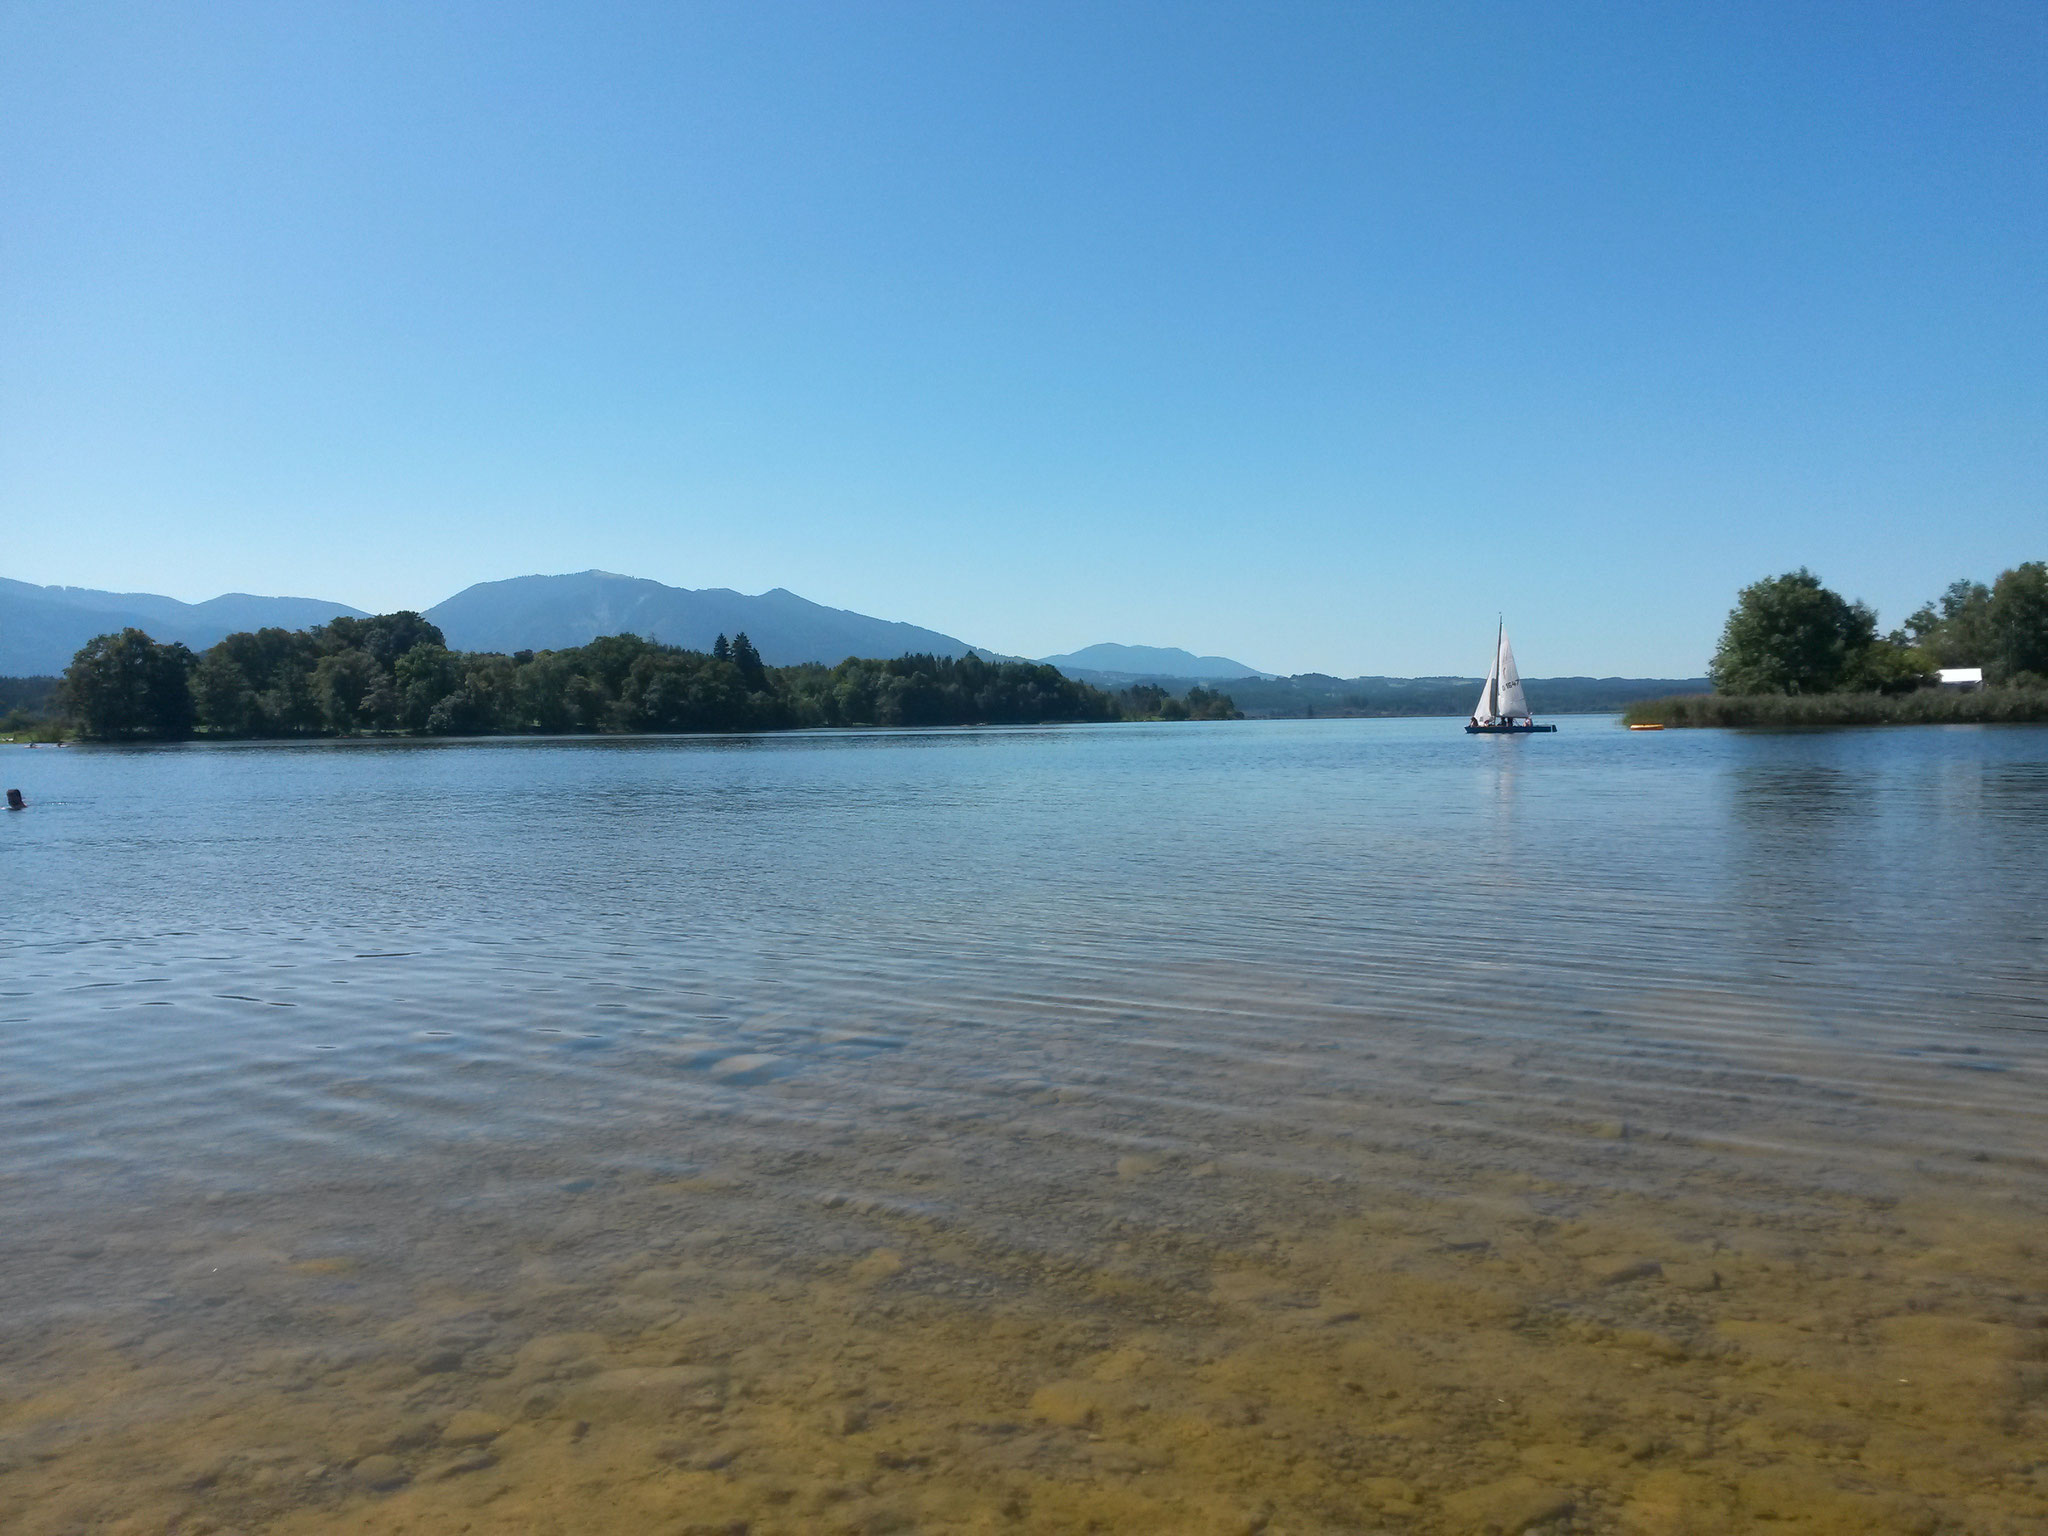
[2,658,1706,742]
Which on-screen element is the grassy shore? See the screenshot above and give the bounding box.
[1,722,68,744]
[1623,685,2048,728]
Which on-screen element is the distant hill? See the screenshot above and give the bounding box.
[1038,643,1270,681]
[425,571,983,666]
[0,577,365,676]
[2,571,1706,717]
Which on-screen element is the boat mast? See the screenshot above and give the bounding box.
[1490,616,1501,722]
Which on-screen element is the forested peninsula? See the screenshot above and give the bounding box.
[28,615,1242,742]
[1624,562,2048,727]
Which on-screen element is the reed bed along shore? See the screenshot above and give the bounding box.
[1623,686,2048,728]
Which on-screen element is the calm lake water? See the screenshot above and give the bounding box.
[3,718,2046,1536]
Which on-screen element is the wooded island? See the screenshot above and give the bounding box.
[31,618,1242,741]
[1625,561,2048,726]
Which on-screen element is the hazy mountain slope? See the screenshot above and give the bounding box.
[424,571,982,665]
[1038,643,1269,680]
[0,578,366,676]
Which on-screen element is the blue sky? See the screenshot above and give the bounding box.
[2,2,2042,676]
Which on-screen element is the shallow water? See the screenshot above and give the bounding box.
[3,718,2045,1535]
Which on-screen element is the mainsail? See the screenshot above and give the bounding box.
[1495,630,1529,720]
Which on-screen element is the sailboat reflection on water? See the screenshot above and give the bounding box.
[1466,621,1557,734]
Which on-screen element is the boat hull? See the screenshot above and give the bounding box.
[1466,722,1557,734]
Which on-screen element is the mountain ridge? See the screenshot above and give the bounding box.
[1034,642,1270,680]
[422,571,984,666]
[0,577,366,676]
[2,573,1699,700]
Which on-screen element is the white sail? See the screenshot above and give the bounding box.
[1496,630,1529,720]
[1472,655,1500,723]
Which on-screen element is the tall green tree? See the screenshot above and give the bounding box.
[1986,561,2048,682]
[314,650,385,732]
[62,629,197,739]
[192,627,320,734]
[262,661,325,735]
[1842,639,1936,696]
[1899,578,1993,668]
[314,611,446,669]
[1183,685,1243,720]
[729,631,768,690]
[192,650,260,735]
[1710,569,1879,695]
[394,643,463,731]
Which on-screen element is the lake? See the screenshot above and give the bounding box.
[3,718,2046,1535]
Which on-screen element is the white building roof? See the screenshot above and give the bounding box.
[1937,667,1984,684]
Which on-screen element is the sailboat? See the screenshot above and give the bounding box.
[1466,621,1557,734]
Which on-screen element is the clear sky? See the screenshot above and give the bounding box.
[3,2,2042,676]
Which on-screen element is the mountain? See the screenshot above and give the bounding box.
[425,571,983,666]
[0,578,366,677]
[1037,643,1270,681]
[3,571,1707,716]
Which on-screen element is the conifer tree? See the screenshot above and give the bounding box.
[729,632,767,689]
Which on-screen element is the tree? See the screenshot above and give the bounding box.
[1709,570,1878,695]
[562,673,612,730]
[424,685,492,736]
[578,634,654,695]
[729,631,768,690]
[456,654,520,732]
[1899,579,1993,668]
[1183,685,1243,720]
[1986,561,2048,682]
[1844,638,1934,696]
[1982,561,2048,684]
[263,664,325,735]
[394,642,463,731]
[1895,565,2048,683]
[192,650,260,735]
[62,629,197,739]
[712,634,731,662]
[1120,683,1170,716]
[512,654,575,732]
[314,650,384,732]
[193,627,318,733]
[355,611,445,670]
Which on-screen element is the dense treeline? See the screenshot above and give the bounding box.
[47,615,1240,741]
[1627,560,2048,726]
[1709,563,2047,696]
